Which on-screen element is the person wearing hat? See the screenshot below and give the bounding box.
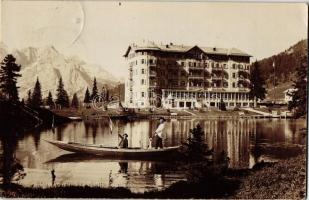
[154,117,166,149]
[118,133,129,148]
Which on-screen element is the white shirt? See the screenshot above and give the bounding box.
[155,123,165,138]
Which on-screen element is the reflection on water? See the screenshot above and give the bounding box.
[3,118,306,192]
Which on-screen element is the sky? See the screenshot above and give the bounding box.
[1,1,307,79]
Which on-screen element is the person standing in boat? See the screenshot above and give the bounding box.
[154,117,166,149]
[118,133,129,148]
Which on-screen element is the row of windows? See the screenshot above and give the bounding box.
[163,91,250,100]
[129,57,250,70]
[132,68,249,77]
[128,51,250,62]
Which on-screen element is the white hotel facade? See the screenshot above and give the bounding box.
[124,41,254,109]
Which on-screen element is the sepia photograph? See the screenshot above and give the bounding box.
[0,1,307,199]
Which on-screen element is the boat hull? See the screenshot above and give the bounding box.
[45,140,181,158]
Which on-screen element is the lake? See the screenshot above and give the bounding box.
[6,118,306,193]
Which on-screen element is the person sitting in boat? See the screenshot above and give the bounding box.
[118,133,129,148]
[154,117,166,149]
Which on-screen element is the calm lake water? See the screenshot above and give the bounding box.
[7,118,306,192]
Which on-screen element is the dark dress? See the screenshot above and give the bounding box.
[122,138,128,148]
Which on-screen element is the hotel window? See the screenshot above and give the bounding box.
[193,62,196,67]
[179,102,184,107]
[141,79,145,85]
[141,59,145,64]
[141,92,145,97]
[232,82,236,88]
[216,63,219,68]
[211,62,214,68]
[189,62,192,67]
[149,59,153,64]
[181,62,185,66]
[141,69,145,74]
[232,64,236,69]
[223,64,227,69]
[232,73,236,78]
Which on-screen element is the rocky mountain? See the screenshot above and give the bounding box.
[257,39,307,87]
[0,44,119,99]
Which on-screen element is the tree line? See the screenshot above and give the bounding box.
[0,54,110,110]
[0,54,306,117]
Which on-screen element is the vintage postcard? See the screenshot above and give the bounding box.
[0,1,307,199]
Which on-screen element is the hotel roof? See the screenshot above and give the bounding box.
[124,41,251,57]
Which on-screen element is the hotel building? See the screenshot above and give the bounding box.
[124,41,254,109]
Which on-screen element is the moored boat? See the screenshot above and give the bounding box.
[45,140,181,158]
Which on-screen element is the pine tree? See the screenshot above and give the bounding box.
[288,55,307,118]
[0,54,21,102]
[31,77,43,107]
[26,90,32,107]
[46,91,54,108]
[100,86,106,102]
[20,98,25,106]
[183,124,212,162]
[249,61,267,102]
[105,88,109,102]
[84,87,91,103]
[55,77,70,108]
[91,77,98,100]
[71,93,79,109]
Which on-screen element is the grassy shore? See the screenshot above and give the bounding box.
[230,152,306,199]
[1,151,305,198]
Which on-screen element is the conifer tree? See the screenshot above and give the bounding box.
[26,90,32,107]
[105,88,109,102]
[84,87,91,103]
[55,77,70,108]
[288,55,307,118]
[249,61,267,102]
[46,91,54,108]
[0,54,21,102]
[183,124,212,162]
[71,93,79,109]
[31,77,43,107]
[91,77,98,100]
[20,98,25,106]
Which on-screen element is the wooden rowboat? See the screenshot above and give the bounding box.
[45,140,181,158]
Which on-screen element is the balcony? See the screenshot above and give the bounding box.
[189,75,204,79]
[149,71,157,77]
[209,88,226,92]
[189,86,204,91]
[237,88,250,92]
[149,81,158,87]
[211,76,228,81]
[189,66,204,70]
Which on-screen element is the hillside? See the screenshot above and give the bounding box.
[256,39,307,101]
[257,39,307,87]
[0,43,119,99]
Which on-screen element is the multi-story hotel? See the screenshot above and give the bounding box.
[124,41,254,109]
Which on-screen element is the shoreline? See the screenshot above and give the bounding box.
[52,107,296,121]
[1,150,305,198]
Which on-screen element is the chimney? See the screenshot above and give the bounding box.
[166,44,169,48]
[213,47,216,51]
[170,42,173,46]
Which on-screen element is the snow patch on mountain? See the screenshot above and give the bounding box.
[0,44,119,99]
